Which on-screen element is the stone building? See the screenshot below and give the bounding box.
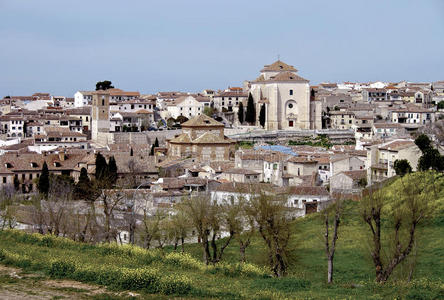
[166,114,235,161]
[247,60,322,130]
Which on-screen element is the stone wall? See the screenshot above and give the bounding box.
[111,129,182,146]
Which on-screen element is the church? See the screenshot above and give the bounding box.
[247,60,322,130]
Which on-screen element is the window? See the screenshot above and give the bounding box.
[2,177,6,183]
[289,120,294,127]
[289,89,293,95]
[288,103,293,108]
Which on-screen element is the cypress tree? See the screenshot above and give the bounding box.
[259,104,266,128]
[95,152,108,181]
[245,93,256,125]
[108,156,118,185]
[150,137,159,156]
[38,161,50,196]
[74,167,91,200]
[130,147,134,156]
[237,102,244,124]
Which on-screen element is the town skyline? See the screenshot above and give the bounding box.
[1,0,444,96]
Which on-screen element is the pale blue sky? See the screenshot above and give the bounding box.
[1,0,443,96]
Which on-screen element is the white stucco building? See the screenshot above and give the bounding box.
[248,60,322,130]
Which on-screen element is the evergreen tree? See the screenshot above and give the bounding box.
[237,102,244,124]
[393,159,412,176]
[38,161,50,196]
[245,93,256,125]
[95,152,108,181]
[415,134,432,153]
[150,137,159,156]
[13,176,20,192]
[259,104,266,128]
[130,147,134,157]
[74,168,91,200]
[108,156,118,185]
[95,80,114,91]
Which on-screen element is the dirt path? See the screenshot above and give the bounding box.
[0,265,139,299]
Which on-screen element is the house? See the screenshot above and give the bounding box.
[366,139,421,185]
[75,88,140,107]
[330,170,367,192]
[329,154,366,177]
[213,89,248,113]
[166,95,211,119]
[390,106,435,129]
[219,168,261,183]
[372,123,406,138]
[329,110,355,130]
[33,128,88,149]
[362,88,387,102]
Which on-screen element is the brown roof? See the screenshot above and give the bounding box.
[181,114,224,128]
[282,186,329,196]
[373,123,402,128]
[378,140,416,151]
[223,168,260,175]
[214,182,276,193]
[341,170,367,180]
[260,60,297,72]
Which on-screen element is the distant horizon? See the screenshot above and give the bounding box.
[1,0,443,97]
[3,72,444,99]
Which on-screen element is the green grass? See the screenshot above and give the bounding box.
[0,175,443,299]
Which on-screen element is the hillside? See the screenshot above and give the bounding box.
[0,174,443,299]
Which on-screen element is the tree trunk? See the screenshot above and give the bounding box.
[327,256,333,283]
[181,237,185,253]
[239,244,246,263]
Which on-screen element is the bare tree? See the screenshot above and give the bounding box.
[179,193,235,264]
[99,189,125,242]
[324,197,343,284]
[140,208,164,249]
[361,172,433,283]
[44,175,74,236]
[246,191,291,277]
[0,186,18,230]
[169,209,191,252]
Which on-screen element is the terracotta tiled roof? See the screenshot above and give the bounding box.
[260,60,297,72]
[223,168,260,175]
[181,114,224,127]
[192,132,233,144]
[214,182,276,193]
[378,140,416,151]
[282,186,329,196]
[341,170,366,180]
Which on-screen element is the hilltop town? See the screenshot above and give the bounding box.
[1,59,444,298]
[1,60,443,210]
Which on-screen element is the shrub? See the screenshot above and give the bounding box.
[49,260,76,278]
[159,274,192,295]
[163,252,202,270]
[115,268,160,292]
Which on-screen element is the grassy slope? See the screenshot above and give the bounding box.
[0,174,443,299]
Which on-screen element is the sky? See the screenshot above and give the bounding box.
[1,0,443,97]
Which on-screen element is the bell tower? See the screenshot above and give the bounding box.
[91,91,110,143]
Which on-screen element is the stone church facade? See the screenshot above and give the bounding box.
[248,60,322,130]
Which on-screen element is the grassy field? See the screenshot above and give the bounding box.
[0,175,443,299]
